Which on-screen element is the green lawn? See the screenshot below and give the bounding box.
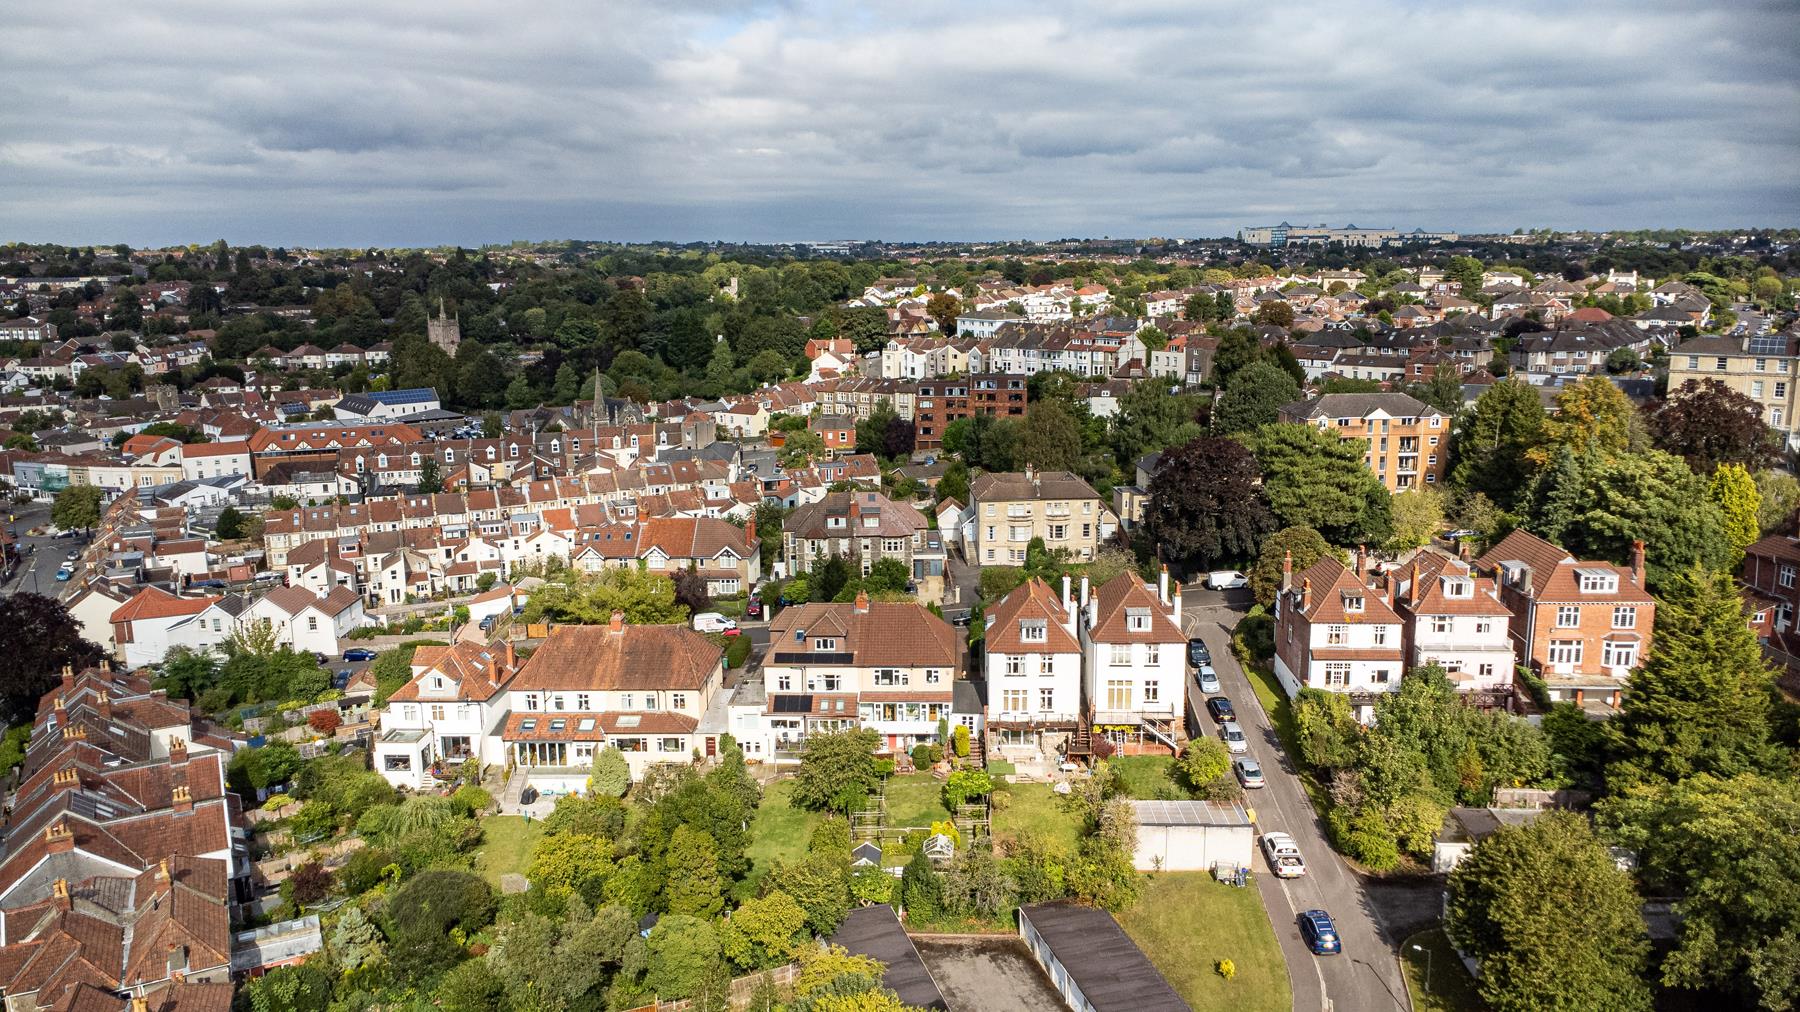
[1111,755,1176,798]
[991,783,1080,852]
[1119,871,1291,1012]
[985,759,1017,776]
[885,773,953,829]
[746,780,823,876]
[1403,928,1486,1011]
[475,815,544,887]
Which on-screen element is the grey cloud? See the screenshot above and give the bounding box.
[0,0,1794,245]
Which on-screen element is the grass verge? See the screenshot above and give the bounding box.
[1402,927,1486,1011]
[1119,871,1291,1012]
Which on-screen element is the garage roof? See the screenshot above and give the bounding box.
[1130,799,1252,828]
[1020,902,1189,1011]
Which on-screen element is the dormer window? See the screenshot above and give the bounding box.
[1126,607,1150,632]
[1343,594,1365,612]
[1576,568,1618,593]
[812,637,838,651]
[1442,578,1472,599]
[1020,620,1047,643]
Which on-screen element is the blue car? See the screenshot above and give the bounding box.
[342,648,378,662]
[1299,910,1341,955]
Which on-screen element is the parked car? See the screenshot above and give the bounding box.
[64,550,79,561]
[1207,696,1236,723]
[343,647,378,662]
[478,614,497,631]
[692,612,739,634]
[1205,570,1248,590]
[1234,757,1265,789]
[745,597,763,619]
[1262,832,1307,877]
[1443,528,1478,540]
[1299,910,1341,955]
[191,579,226,589]
[54,567,72,581]
[1188,638,1211,666]
[1220,720,1248,754]
[333,669,353,689]
[1197,666,1220,694]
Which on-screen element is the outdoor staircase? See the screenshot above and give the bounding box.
[499,766,529,812]
[1066,725,1094,757]
[1142,716,1182,754]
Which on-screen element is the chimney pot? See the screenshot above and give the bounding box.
[608,610,624,633]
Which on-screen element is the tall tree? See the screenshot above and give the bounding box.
[1708,463,1762,560]
[1251,423,1393,548]
[664,826,725,917]
[50,484,102,532]
[1534,374,1639,463]
[1386,487,1445,552]
[1599,774,1800,1011]
[1758,469,1800,534]
[0,594,103,720]
[1650,378,1783,474]
[1527,447,1730,585]
[1017,398,1083,472]
[1446,812,1652,1012]
[1607,565,1777,790]
[1211,361,1300,434]
[1142,436,1277,573]
[417,457,444,494]
[1111,379,1202,463]
[1451,379,1547,510]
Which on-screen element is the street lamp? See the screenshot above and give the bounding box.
[1410,942,1432,995]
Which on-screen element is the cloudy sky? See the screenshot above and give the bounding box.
[3,0,1797,246]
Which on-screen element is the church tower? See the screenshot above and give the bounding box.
[427,297,461,356]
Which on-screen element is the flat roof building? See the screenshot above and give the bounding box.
[1018,902,1189,1012]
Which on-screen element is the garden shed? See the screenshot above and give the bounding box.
[1127,799,1253,872]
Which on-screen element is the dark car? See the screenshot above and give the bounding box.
[333,669,353,689]
[479,614,497,630]
[745,597,763,619]
[1188,638,1211,667]
[343,647,378,662]
[1299,910,1342,955]
[1207,696,1236,723]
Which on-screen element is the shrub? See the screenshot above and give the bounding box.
[1218,958,1236,980]
[387,870,497,940]
[307,709,342,735]
[952,724,970,758]
[450,785,492,817]
[289,861,332,905]
[588,746,631,797]
[942,769,993,810]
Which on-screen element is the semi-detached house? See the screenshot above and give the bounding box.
[982,577,1085,744]
[1079,571,1186,753]
[1273,554,1405,722]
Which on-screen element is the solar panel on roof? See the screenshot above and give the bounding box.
[771,695,813,713]
[1748,335,1787,355]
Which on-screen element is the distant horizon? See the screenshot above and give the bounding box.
[6,222,1791,254]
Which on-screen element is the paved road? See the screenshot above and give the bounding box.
[1183,590,1411,1012]
[4,504,78,599]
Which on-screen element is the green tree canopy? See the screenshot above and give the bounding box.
[1211,360,1299,434]
[1249,526,1341,608]
[1446,812,1652,1012]
[1251,423,1393,548]
[1142,436,1276,574]
[1451,378,1547,510]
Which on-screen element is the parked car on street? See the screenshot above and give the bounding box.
[343,647,378,662]
[1197,666,1220,694]
[1234,757,1265,789]
[1262,832,1307,878]
[1220,720,1248,753]
[1188,638,1211,666]
[1205,570,1248,590]
[64,550,79,561]
[54,567,72,581]
[1299,910,1341,955]
[1207,696,1236,723]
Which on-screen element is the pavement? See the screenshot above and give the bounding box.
[1181,584,1413,1012]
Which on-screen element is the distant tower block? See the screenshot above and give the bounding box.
[428,298,461,356]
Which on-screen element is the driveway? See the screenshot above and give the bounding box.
[1183,591,1412,1012]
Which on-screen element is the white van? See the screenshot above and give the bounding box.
[1206,570,1248,590]
[691,612,738,634]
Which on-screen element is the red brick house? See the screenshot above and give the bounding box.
[1474,530,1655,711]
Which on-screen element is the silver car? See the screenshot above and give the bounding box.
[1197,665,1220,694]
[1234,757,1265,788]
[1220,721,1248,754]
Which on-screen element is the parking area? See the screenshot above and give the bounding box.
[913,936,1065,1012]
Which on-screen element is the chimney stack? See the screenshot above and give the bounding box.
[97,691,111,719]
[1281,550,1293,593]
[1410,559,1422,607]
[1458,539,1470,562]
[853,589,870,614]
[608,610,625,634]
[1061,574,1072,612]
[52,878,70,910]
[168,737,188,766]
[1300,577,1312,613]
[1172,586,1183,626]
[53,768,78,790]
[157,858,171,884]
[1355,545,1366,579]
[60,665,73,686]
[1159,564,1169,605]
[44,822,74,854]
[1079,575,1090,611]
[1630,540,1646,585]
[171,785,192,813]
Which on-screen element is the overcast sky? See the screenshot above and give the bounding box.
[3,0,1797,247]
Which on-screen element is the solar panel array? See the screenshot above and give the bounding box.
[371,388,438,405]
[1131,799,1250,827]
[1748,334,1789,355]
